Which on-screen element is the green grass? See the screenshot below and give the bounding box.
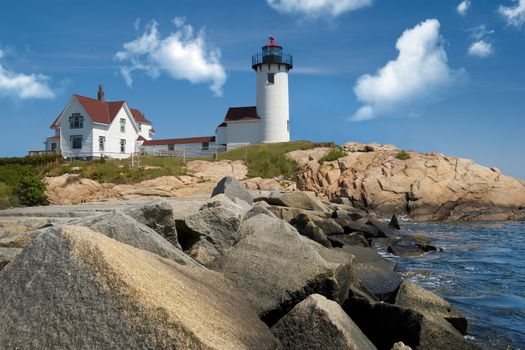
[395,150,411,160]
[217,141,336,179]
[319,147,347,163]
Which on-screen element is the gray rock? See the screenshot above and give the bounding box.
[328,233,370,248]
[388,237,441,258]
[366,217,396,237]
[272,294,377,350]
[268,205,329,223]
[290,213,332,247]
[122,199,180,249]
[0,225,279,349]
[211,214,352,325]
[343,294,479,350]
[244,201,277,220]
[335,215,382,238]
[72,212,200,267]
[391,342,412,350]
[0,247,22,270]
[312,217,344,236]
[300,237,355,265]
[264,191,327,211]
[211,176,253,204]
[177,195,242,265]
[353,263,402,302]
[395,281,468,334]
[330,197,353,206]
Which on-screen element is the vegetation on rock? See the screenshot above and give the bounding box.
[319,147,347,163]
[394,151,410,160]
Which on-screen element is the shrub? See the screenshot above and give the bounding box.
[319,147,346,163]
[0,182,15,209]
[395,151,410,160]
[16,176,48,206]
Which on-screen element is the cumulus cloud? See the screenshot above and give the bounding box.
[350,19,465,122]
[0,52,55,100]
[115,18,227,96]
[266,0,373,17]
[457,0,471,16]
[499,0,525,27]
[468,40,494,57]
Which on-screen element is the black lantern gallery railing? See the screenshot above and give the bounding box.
[252,52,293,70]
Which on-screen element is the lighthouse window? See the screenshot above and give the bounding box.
[287,120,290,132]
[267,73,275,84]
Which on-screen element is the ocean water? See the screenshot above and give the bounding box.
[382,221,525,349]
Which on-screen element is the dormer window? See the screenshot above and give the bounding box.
[138,123,142,131]
[120,118,126,133]
[69,113,84,129]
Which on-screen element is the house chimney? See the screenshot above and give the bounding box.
[97,84,105,102]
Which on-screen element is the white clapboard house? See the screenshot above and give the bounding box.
[44,85,155,159]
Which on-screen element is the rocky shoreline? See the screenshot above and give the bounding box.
[0,176,481,349]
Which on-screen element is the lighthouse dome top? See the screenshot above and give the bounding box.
[262,35,282,49]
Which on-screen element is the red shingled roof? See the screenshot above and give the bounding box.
[130,108,152,125]
[224,106,260,122]
[136,136,147,141]
[50,94,152,128]
[142,136,215,146]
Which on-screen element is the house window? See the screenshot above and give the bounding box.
[267,73,275,84]
[51,143,56,151]
[70,135,82,149]
[202,142,209,151]
[120,118,126,133]
[138,123,142,131]
[168,144,175,151]
[120,139,126,153]
[99,136,105,151]
[69,113,84,129]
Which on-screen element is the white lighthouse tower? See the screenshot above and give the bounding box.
[252,36,293,143]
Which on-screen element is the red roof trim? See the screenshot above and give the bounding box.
[137,136,147,141]
[224,106,260,122]
[143,136,215,146]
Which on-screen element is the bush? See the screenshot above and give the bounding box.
[16,176,48,206]
[319,147,346,163]
[395,151,410,160]
[0,182,15,209]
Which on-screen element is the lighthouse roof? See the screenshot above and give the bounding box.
[262,35,282,49]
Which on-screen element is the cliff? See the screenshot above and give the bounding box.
[291,142,525,221]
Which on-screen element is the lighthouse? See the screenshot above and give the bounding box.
[252,36,293,143]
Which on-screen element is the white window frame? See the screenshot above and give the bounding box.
[98,136,105,152]
[69,113,84,129]
[120,118,126,133]
[70,135,83,149]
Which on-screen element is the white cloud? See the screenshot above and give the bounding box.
[468,40,494,57]
[499,0,525,27]
[350,19,465,122]
[457,0,471,16]
[266,0,373,17]
[0,53,55,100]
[115,18,227,96]
[467,25,494,40]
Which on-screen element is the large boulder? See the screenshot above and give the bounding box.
[72,212,199,267]
[122,199,180,249]
[271,294,376,350]
[176,195,242,265]
[290,213,332,247]
[244,201,277,220]
[263,191,328,212]
[0,225,280,349]
[343,294,478,350]
[212,176,254,204]
[211,214,352,326]
[395,281,468,334]
[388,237,441,258]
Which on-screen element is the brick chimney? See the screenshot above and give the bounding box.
[97,84,105,102]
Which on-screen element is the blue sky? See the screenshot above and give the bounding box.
[0,0,524,178]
